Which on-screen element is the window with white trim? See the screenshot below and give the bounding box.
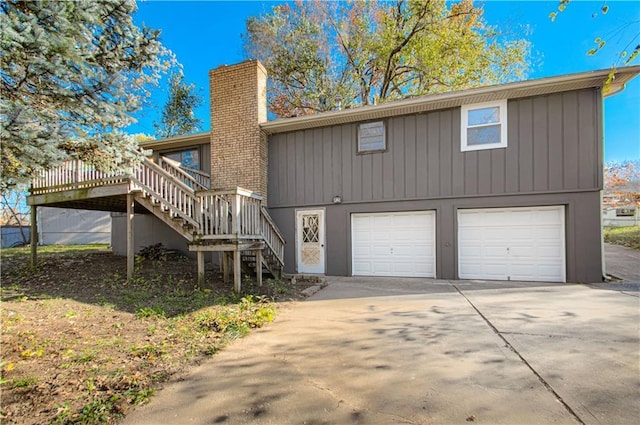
[461,100,508,152]
[357,121,386,153]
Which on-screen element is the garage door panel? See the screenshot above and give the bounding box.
[458,206,565,282]
[352,211,436,278]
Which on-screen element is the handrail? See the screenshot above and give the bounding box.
[181,165,211,189]
[260,207,285,245]
[260,207,285,267]
[159,156,209,191]
[130,158,199,227]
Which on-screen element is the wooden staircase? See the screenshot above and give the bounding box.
[29,156,285,291]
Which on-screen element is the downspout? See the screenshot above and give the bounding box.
[600,190,606,281]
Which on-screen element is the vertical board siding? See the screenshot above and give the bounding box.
[563,91,580,189]
[505,101,520,193]
[341,125,353,201]
[405,115,417,198]
[393,117,406,198]
[425,113,439,198]
[578,90,596,189]
[490,149,505,193]
[547,93,564,191]
[267,88,601,207]
[477,150,492,194]
[518,98,534,193]
[533,96,549,191]
[464,151,478,195]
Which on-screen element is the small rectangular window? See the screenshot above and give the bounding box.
[461,100,508,152]
[616,208,635,217]
[358,121,386,153]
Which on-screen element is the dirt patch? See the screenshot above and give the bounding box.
[0,247,323,424]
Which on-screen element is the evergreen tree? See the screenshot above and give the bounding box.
[0,0,174,189]
[153,72,203,139]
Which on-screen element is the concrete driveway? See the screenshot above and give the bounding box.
[123,278,639,425]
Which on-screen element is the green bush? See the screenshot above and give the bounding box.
[604,226,640,250]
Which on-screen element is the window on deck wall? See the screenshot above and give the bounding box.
[164,148,200,170]
[461,100,508,152]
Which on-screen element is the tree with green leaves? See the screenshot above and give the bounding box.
[243,0,530,117]
[153,72,203,139]
[0,0,173,190]
[550,1,639,66]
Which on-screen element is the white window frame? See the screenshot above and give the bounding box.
[461,100,508,152]
[357,121,386,153]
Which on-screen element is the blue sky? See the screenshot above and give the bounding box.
[131,0,640,162]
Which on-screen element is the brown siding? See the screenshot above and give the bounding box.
[268,88,602,208]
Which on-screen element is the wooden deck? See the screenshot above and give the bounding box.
[27,158,285,292]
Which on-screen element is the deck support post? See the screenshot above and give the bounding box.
[30,205,38,267]
[197,251,205,286]
[255,249,262,287]
[222,252,230,283]
[126,193,135,280]
[233,250,241,293]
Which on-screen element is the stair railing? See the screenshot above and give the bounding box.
[182,165,211,190]
[130,158,199,228]
[260,207,285,268]
[159,156,210,191]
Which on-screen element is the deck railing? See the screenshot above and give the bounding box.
[198,187,262,239]
[195,188,285,268]
[30,159,128,194]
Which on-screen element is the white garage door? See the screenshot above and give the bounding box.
[352,211,436,277]
[458,206,565,282]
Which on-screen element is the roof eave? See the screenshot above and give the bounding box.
[140,131,210,150]
[260,66,640,135]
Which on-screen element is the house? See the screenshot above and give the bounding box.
[38,207,111,245]
[27,60,640,287]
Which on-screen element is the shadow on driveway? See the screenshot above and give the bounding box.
[123,277,640,425]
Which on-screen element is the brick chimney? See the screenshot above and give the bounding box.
[209,60,268,203]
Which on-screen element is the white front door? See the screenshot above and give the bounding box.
[296,209,325,274]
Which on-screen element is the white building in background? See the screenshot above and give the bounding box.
[602,207,639,227]
[38,207,111,245]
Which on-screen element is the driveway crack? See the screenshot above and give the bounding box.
[451,283,585,425]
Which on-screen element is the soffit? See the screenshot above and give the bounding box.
[140,132,210,151]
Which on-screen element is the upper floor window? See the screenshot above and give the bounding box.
[358,121,386,153]
[461,100,508,152]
